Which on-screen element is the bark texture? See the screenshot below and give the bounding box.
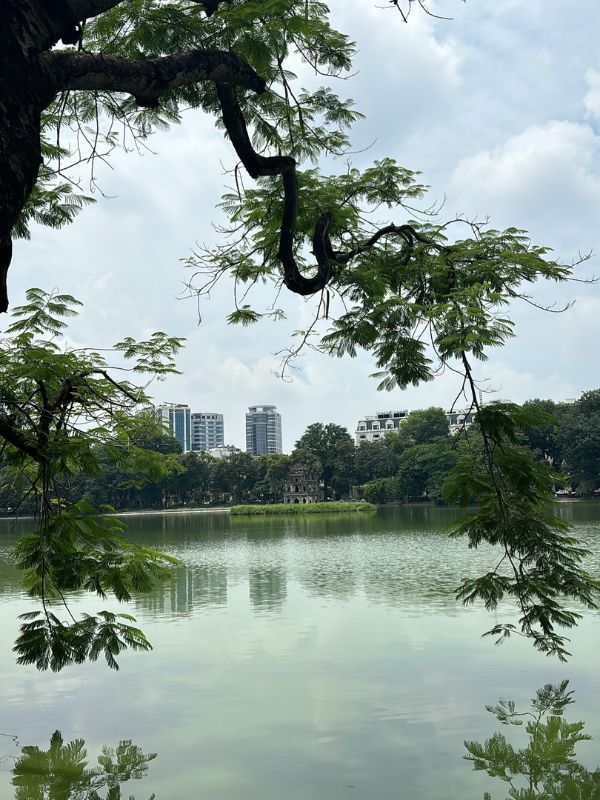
[0,0,264,312]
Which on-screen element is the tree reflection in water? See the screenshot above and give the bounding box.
[5,683,600,798]
[11,730,156,799]
[466,681,600,799]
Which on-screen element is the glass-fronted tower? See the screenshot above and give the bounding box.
[156,404,191,452]
[245,405,282,455]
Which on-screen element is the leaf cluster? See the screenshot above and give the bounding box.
[0,288,184,670]
[465,681,600,799]
[12,729,156,799]
[444,404,600,661]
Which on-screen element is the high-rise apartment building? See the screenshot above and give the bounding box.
[245,405,282,455]
[191,413,224,452]
[155,404,192,452]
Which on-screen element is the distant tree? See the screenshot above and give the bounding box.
[208,450,258,503]
[294,423,355,498]
[399,407,450,446]
[163,451,212,504]
[396,440,458,502]
[521,399,564,464]
[362,476,398,505]
[354,440,397,484]
[557,391,600,494]
[133,428,183,456]
[263,453,292,501]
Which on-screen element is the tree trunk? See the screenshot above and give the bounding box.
[0,1,58,311]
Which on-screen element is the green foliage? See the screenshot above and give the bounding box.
[444,403,600,661]
[12,120,96,242]
[354,440,397,484]
[0,288,184,670]
[293,422,355,497]
[12,729,156,799]
[396,439,459,502]
[29,0,360,238]
[362,477,398,505]
[396,407,450,445]
[230,501,375,515]
[465,681,600,799]
[556,391,600,495]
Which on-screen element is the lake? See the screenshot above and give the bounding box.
[1,504,599,799]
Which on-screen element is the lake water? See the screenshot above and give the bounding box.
[1,504,599,799]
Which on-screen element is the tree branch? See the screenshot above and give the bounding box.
[0,414,42,462]
[42,49,266,106]
[216,82,336,296]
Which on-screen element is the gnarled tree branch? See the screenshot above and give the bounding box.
[216,82,337,296]
[43,49,266,105]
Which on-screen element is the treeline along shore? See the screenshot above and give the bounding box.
[2,393,599,515]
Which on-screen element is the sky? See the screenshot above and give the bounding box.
[9,0,600,452]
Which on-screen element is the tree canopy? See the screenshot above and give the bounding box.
[294,422,355,497]
[1,0,599,665]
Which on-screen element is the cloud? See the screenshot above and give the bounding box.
[449,120,600,234]
[584,68,600,120]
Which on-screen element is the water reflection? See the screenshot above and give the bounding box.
[467,681,600,799]
[2,507,600,620]
[249,567,287,611]
[7,730,156,799]
[133,563,228,615]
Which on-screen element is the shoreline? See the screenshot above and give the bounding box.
[0,506,231,521]
[109,507,230,517]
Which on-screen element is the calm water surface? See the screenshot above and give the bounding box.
[1,504,599,799]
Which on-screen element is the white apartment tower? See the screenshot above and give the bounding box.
[191,413,224,452]
[246,405,282,455]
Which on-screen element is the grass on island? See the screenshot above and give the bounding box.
[230,501,376,516]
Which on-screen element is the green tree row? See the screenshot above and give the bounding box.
[5,394,596,515]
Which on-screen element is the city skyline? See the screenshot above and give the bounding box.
[151,393,586,453]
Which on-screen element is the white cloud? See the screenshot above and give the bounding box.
[449,120,600,231]
[584,68,600,119]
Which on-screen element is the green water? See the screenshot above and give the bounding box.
[1,504,599,799]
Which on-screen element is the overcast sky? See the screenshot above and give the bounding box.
[10,0,600,452]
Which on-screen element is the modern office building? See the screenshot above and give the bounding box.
[191,413,224,452]
[246,405,282,455]
[355,410,410,444]
[155,404,192,452]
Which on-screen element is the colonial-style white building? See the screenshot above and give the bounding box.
[355,411,410,444]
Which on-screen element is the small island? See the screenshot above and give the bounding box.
[230,501,376,516]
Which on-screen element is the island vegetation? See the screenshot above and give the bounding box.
[230,501,376,516]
